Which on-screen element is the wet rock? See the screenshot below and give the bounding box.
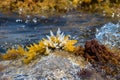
[0,64,6,72]
[0,77,11,80]
[0,51,105,80]
[77,68,104,80]
[96,22,120,48]
[0,54,80,80]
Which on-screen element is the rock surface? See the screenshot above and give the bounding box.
[0,51,104,80]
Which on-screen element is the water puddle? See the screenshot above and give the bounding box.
[0,12,118,53]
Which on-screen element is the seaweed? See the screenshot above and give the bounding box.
[84,39,120,76]
[74,39,120,79]
[0,0,119,17]
[84,39,120,64]
[1,28,77,64]
[2,46,26,60]
[74,46,85,56]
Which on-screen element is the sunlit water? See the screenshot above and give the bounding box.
[96,21,120,48]
[0,12,118,53]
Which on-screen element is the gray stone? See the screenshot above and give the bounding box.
[0,53,105,80]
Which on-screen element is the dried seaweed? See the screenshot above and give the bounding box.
[74,46,85,56]
[84,39,120,76]
[84,39,119,64]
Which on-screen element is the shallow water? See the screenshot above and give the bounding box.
[0,12,118,53]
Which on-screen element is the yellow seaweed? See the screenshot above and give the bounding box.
[2,46,26,60]
[63,40,77,52]
[1,28,77,64]
[0,0,119,17]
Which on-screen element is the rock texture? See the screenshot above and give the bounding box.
[0,51,104,80]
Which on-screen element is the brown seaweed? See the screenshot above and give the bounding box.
[84,39,119,64]
[74,39,120,78]
[84,39,120,76]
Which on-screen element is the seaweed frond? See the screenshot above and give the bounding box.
[43,28,77,52]
[84,39,120,76]
[1,28,77,64]
[2,46,26,60]
[63,40,77,52]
